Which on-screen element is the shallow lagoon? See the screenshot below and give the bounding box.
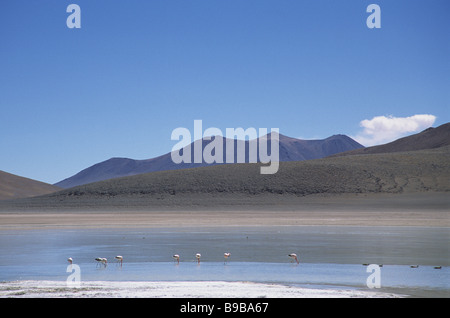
[0,226,448,297]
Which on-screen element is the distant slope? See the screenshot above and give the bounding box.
[55,133,363,188]
[8,145,447,210]
[278,134,363,161]
[0,170,61,200]
[332,122,450,157]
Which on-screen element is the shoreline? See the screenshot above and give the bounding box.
[0,280,404,298]
[0,193,448,230]
[0,210,449,230]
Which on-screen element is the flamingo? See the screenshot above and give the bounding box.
[67,257,73,264]
[115,255,123,267]
[173,254,180,265]
[195,253,201,264]
[95,257,107,267]
[224,252,231,264]
[288,253,299,264]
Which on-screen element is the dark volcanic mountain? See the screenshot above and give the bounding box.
[0,170,61,200]
[332,122,450,157]
[55,133,363,188]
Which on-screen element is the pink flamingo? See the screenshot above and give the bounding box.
[288,253,299,264]
[115,255,123,267]
[224,252,231,264]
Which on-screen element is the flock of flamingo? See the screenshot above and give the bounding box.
[174,252,235,265]
[68,253,443,269]
[67,253,300,267]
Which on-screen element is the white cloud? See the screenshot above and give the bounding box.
[353,114,436,147]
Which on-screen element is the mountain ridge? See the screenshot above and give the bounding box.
[331,122,450,157]
[55,133,364,188]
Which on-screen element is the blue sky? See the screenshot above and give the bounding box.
[1,0,449,184]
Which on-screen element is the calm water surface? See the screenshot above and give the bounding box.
[0,226,448,297]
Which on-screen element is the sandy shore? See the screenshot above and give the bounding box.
[0,209,448,230]
[0,280,403,298]
[1,193,448,229]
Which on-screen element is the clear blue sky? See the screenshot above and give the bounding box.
[1,0,449,184]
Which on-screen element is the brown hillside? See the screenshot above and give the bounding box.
[0,170,61,200]
[332,122,450,157]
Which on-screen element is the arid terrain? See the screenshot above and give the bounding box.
[0,146,448,229]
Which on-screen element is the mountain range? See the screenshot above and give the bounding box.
[7,138,448,211]
[1,123,449,203]
[55,133,364,188]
